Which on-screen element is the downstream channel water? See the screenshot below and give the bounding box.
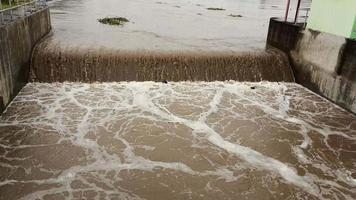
[0,82,355,199]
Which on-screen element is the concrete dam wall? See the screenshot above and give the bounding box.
[0,8,51,113]
[291,31,356,114]
[267,18,356,114]
[30,42,294,83]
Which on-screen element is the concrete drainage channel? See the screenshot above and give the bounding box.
[0,2,356,200]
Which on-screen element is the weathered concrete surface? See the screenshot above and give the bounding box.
[290,30,356,113]
[0,8,51,114]
[267,18,356,114]
[266,18,302,51]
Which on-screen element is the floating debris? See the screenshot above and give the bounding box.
[207,8,225,11]
[98,17,129,26]
[228,14,243,18]
[162,80,168,84]
[250,86,256,89]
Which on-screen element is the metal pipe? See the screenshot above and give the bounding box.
[284,0,291,21]
[294,0,302,23]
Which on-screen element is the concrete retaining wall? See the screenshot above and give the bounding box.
[266,18,302,51]
[267,18,356,114]
[0,8,51,113]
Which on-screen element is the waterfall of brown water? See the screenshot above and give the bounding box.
[30,41,294,83]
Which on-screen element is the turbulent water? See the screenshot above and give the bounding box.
[30,42,293,82]
[1,1,354,200]
[0,82,355,199]
[30,0,310,83]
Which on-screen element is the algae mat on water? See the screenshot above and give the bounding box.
[98,17,130,26]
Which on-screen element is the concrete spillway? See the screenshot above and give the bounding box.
[30,41,294,82]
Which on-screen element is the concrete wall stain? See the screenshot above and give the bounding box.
[267,18,356,114]
[0,8,51,113]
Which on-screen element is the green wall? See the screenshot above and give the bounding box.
[352,15,356,39]
[307,0,356,39]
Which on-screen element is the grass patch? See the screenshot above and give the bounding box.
[98,17,129,26]
[207,7,225,11]
[1,0,32,10]
[228,14,243,18]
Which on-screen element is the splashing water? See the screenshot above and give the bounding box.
[0,82,355,200]
[30,42,294,83]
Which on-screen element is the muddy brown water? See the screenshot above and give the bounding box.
[2,1,355,199]
[30,41,294,82]
[47,0,311,51]
[0,82,355,200]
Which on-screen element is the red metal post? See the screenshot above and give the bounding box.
[285,0,291,21]
[294,0,302,23]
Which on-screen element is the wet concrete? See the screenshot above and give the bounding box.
[0,82,355,200]
[267,19,356,114]
[0,8,51,113]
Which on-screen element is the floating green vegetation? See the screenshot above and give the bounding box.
[98,17,129,26]
[228,14,243,18]
[207,7,225,11]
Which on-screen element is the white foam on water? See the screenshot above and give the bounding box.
[1,81,355,199]
[125,82,321,197]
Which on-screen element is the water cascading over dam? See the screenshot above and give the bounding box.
[30,40,294,82]
[1,1,356,199]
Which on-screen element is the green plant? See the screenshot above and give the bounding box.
[98,17,129,26]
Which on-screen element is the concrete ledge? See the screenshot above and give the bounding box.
[291,30,356,113]
[267,18,356,114]
[0,8,51,114]
[266,18,302,52]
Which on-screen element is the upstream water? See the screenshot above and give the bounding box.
[0,82,355,199]
[48,0,311,51]
[30,0,310,82]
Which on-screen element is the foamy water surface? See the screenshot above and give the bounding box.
[0,82,355,199]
